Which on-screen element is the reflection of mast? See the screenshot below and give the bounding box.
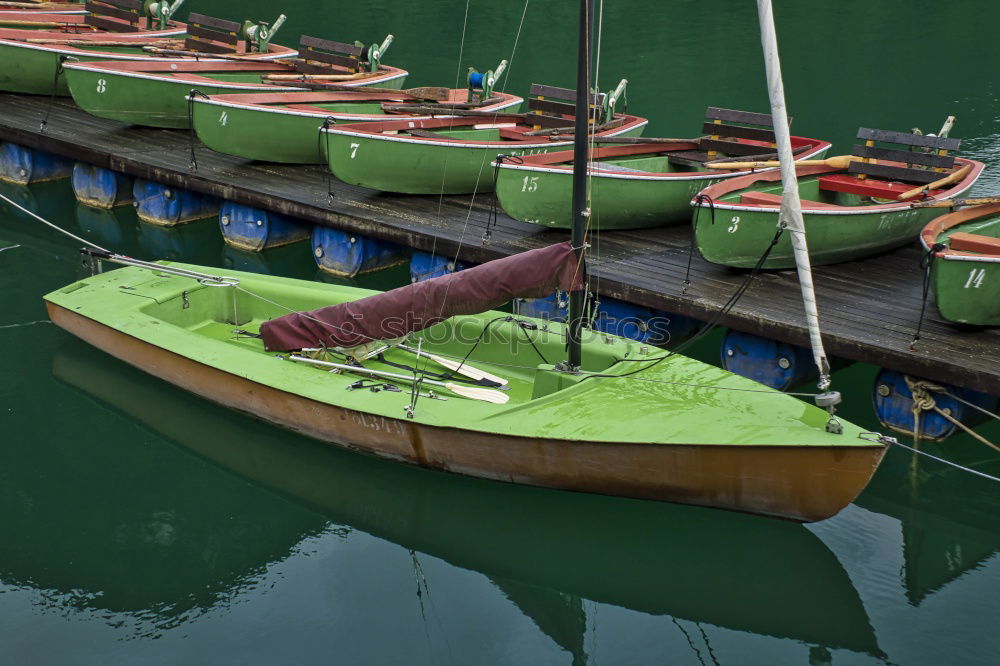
[52,343,883,656]
[493,578,587,665]
[858,444,1000,605]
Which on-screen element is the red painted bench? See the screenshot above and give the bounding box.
[950,232,1000,255]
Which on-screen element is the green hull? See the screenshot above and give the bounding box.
[192,95,522,164]
[0,41,150,95]
[694,165,981,269]
[65,65,407,129]
[325,123,647,194]
[928,212,1000,326]
[496,148,830,230]
[44,261,883,521]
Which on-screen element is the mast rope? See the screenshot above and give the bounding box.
[685,194,715,292]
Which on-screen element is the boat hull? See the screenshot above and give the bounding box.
[495,140,831,229]
[324,119,648,194]
[693,160,984,268]
[47,301,885,522]
[922,203,1000,326]
[0,24,186,95]
[64,61,407,128]
[192,92,523,164]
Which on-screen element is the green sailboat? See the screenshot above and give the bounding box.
[63,32,406,128]
[920,202,1000,326]
[40,0,887,522]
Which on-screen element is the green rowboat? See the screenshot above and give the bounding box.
[323,113,648,194]
[493,136,831,230]
[192,89,523,164]
[44,246,885,522]
[0,23,190,95]
[921,203,1000,326]
[64,58,409,128]
[692,158,984,269]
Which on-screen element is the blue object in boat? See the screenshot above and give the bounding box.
[219,201,310,252]
[0,143,72,185]
[594,298,699,346]
[409,251,471,282]
[311,226,407,277]
[132,179,219,227]
[872,368,999,441]
[71,163,133,209]
[468,71,485,89]
[517,292,569,322]
[721,329,817,390]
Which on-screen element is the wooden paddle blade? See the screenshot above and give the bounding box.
[399,87,450,101]
[427,353,508,386]
[444,383,510,404]
[899,164,972,201]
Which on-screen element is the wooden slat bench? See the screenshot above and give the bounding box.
[669,106,786,167]
[184,13,245,54]
[83,0,144,32]
[526,83,607,131]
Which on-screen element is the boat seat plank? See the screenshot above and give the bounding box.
[700,122,775,142]
[738,191,841,209]
[856,127,961,152]
[847,161,948,185]
[949,232,1000,255]
[852,144,955,169]
[706,107,776,127]
[83,1,137,23]
[818,174,916,199]
[528,83,604,106]
[83,15,139,31]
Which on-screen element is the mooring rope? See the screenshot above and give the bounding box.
[904,375,1000,453]
[885,436,1000,484]
[0,190,108,252]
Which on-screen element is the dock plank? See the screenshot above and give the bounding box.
[1,94,997,394]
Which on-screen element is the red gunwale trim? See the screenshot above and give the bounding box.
[921,202,1000,259]
[696,157,984,213]
[205,89,517,108]
[506,135,828,173]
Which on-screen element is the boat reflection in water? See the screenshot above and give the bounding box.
[45,341,884,661]
[858,441,1000,605]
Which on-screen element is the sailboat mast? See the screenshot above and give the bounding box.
[567,0,594,370]
[755,0,832,391]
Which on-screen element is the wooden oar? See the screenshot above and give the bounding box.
[0,19,86,27]
[28,38,177,46]
[542,135,696,144]
[142,46,287,62]
[705,155,860,170]
[911,196,1000,208]
[264,72,372,81]
[397,343,508,386]
[261,79,450,100]
[286,354,510,404]
[379,104,525,118]
[898,164,972,201]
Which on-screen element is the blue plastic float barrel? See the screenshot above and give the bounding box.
[409,251,471,282]
[593,298,699,347]
[71,163,133,209]
[132,179,219,227]
[516,292,569,322]
[0,143,73,185]
[218,202,311,252]
[872,368,999,441]
[721,330,819,390]
[311,226,407,277]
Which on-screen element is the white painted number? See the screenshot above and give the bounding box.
[521,175,539,192]
[727,215,741,233]
[349,143,360,159]
[219,111,228,126]
[964,268,986,289]
[96,78,106,94]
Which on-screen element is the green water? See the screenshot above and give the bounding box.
[3,1,1000,664]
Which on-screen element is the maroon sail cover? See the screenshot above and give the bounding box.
[260,242,584,351]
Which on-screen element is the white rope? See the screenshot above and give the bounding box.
[0,190,109,252]
[756,0,831,390]
[886,437,1000,483]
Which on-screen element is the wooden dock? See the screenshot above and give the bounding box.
[1,93,997,394]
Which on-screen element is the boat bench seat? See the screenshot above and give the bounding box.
[668,106,793,167]
[293,35,368,74]
[818,174,914,200]
[738,191,840,209]
[845,127,961,185]
[949,232,1000,255]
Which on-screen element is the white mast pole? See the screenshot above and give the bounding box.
[756,0,834,394]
